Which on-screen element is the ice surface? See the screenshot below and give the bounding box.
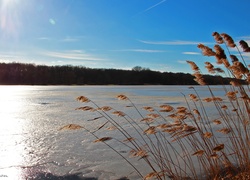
[0,85,226,179]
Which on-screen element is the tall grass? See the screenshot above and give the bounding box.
[61,32,250,179]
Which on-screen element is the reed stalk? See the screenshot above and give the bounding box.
[61,32,250,180]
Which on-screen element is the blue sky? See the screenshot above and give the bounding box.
[1,0,250,73]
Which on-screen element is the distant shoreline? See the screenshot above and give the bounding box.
[0,62,233,85]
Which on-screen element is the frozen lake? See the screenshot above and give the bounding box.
[0,85,226,179]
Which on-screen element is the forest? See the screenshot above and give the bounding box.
[0,62,231,85]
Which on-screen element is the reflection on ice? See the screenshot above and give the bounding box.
[0,86,29,178]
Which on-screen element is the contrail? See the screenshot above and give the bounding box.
[140,0,167,14]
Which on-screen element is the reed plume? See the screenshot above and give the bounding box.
[186,61,206,85]
[221,33,236,48]
[239,40,250,52]
[61,31,250,180]
[197,44,216,56]
[214,44,227,65]
[212,32,223,44]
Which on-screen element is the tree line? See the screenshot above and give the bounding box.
[0,62,231,85]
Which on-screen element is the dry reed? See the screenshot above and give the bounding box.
[60,32,250,180]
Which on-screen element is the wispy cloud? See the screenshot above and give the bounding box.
[0,51,27,60]
[237,36,250,40]
[37,37,51,40]
[139,40,211,45]
[177,60,187,64]
[242,52,250,59]
[61,37,79,42]
[0,54,20,59]
[114,49,166,53]
[41,50,105,61]
[37,36,85,42]
[0,55,15,63]
[139,0,167,14]
[69,50,84,53]
[0,51,40,64]
[182,52,200,55]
